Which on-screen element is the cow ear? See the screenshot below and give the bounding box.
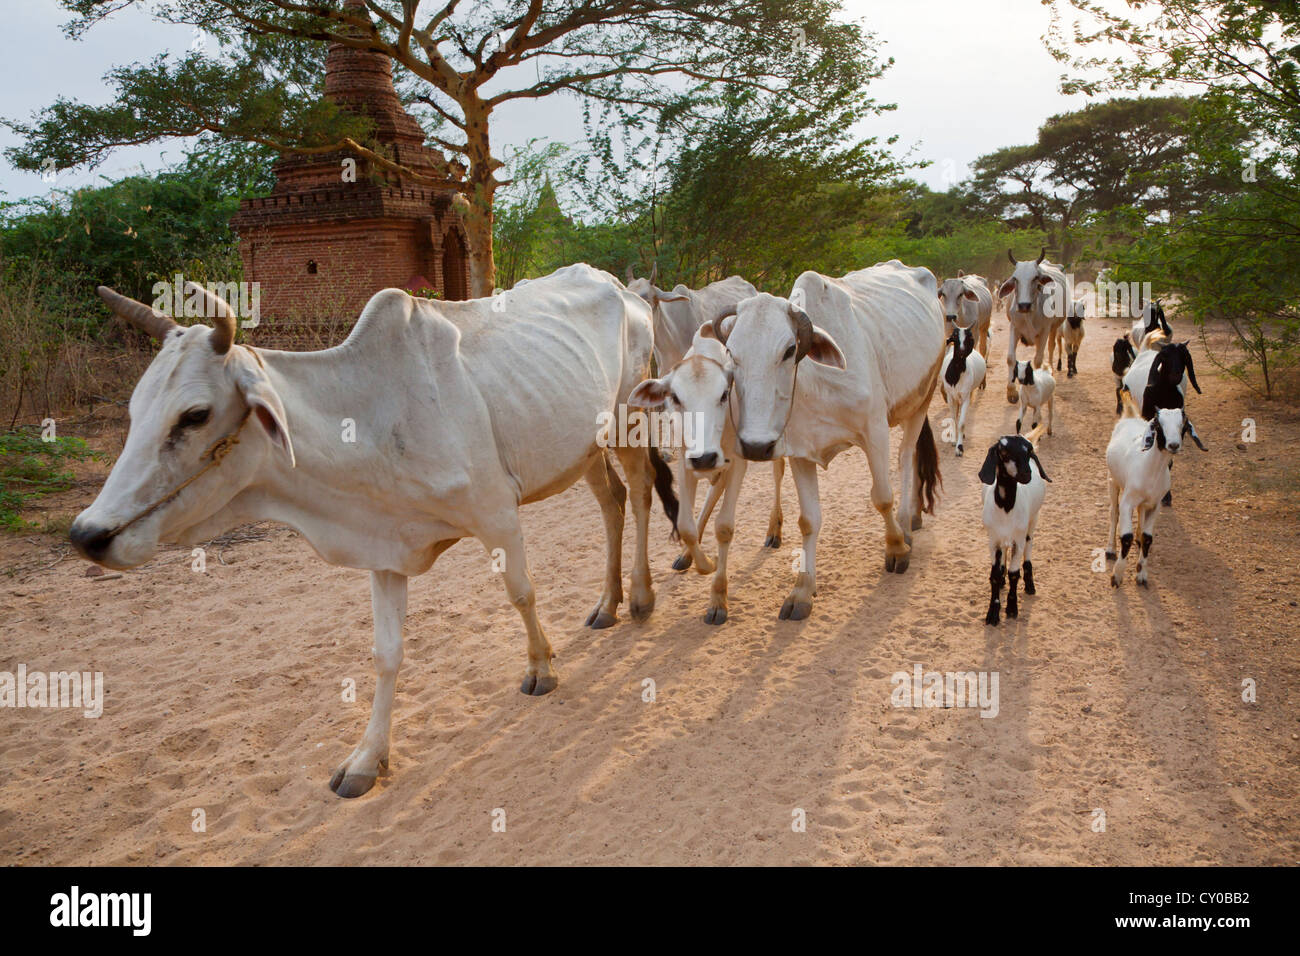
[234,361,295,467]
[978,446,998,485]
[998,278,1015,297]
[806,325,846,370]
[657,290,690,304]
[701,312,736,344]
[628,376,671,410]
[962,289,978,300]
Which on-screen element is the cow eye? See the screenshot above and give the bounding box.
[720,389,729,404]
[177,407,210,429]
[668,391,681,407]
[782,344,796,362]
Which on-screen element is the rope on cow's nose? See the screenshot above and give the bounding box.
[104,408,252,539]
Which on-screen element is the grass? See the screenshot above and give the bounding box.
[0,428,96,531]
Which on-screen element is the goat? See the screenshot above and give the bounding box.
[1129,300,1171,349]
[940,326,986,457]
[1058,297,1086,377]
[1013,360,1055,436]
[1111,337,1137,414]
[1122,340,1203,505]
[1106,391,1206,587]
[980,425,1050,625]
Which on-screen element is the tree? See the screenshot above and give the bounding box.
[1046,0,1300,395]
[5,0,889,297]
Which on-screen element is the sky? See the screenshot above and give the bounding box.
[0,0,1100,204]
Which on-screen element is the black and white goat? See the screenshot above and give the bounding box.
[1061,298,1086,377]
[980,426,1050,625]
[940,326,986,456]
[1129,300,1171,349]
[1106,391,1206,587]
[1122,340,1203,505]
[1013,360,1055,436]
[1111,336,1137,414]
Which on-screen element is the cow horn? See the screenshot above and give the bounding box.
[648,260,658,288]
[789,303,813,361]
[1007,248,1017,266]
[96,286,179,341]
[1036,247,1046,265]
[184,281,237,355]
[625,264,634,283]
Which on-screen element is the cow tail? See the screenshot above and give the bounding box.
[648,445,680,540]
[916,416,942,515]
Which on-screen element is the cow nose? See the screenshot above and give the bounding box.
[69,521,115,563]
[688,452,718,471]
[740,439,776,461]
[1017,303,1032,313]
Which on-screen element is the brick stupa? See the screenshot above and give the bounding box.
[232,7,469,339]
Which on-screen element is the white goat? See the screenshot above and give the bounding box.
[1012,360,1055,436]
[979,425,1050,625]
[1106,392,1206,587]
[940,326,986,456]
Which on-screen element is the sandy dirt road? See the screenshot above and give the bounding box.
[1,312,1297,865]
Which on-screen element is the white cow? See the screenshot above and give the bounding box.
[937,272,993,369]
[627,327,737,577]
[69,264,676,798]
[698,260,945,624]
[998,248,1068,404]
[626,269,787,563]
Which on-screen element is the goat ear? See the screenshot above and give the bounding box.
[235,363,295,467]
[1183,347,1201,393]
[1184,416,1207,451]
[1142,421,1157,451]
[1029,449,1050,482]
[628,376,671,410]
[1140,386,1158,421]
[978,446,999,486]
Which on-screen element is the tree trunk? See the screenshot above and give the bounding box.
[462,101,498,298]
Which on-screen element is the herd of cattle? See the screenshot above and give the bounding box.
[67,253,1205,796]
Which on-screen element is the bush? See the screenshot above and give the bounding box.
[0,428,95,531]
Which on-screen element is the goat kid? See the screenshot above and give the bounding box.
[1013,360,1055,436]
[940,326,986,456]
[980,425,1050,625]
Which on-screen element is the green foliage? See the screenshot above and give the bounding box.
[0,429,94,532]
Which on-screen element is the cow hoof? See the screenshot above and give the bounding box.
[1137,576,1149,588]
[884,554,896,573]
[1110,575,1120,588]
[911,514,923,531]
[585,607,617,629]
[671,552,693,572]
[890,554,910,574]
[763,534,781,549]
[704,605,728,626]
[1105,551,1116,561]
[630,597,654,622]
[520,673,558,696]
[329,768,377,799]
[955,444,963,457]
[1162,491,1173,506]
[779,597,812,621]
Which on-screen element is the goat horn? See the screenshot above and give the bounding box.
[789,302,813,361]
[183,281,237,355]
[96,286,179,342]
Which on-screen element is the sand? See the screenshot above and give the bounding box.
[1,312,1297,865]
